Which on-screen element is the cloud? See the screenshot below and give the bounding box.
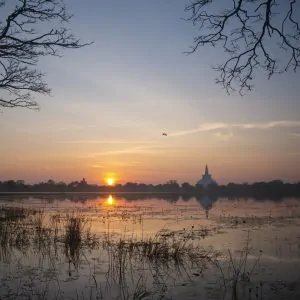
[169,120,300,137]
[110,121,154,127]
[214,130,234,141]
[91,164,105,169]
[60,140,156,145]
[235,121,300,129]
[19,124,98,134]
[287,152,300,156]
[289,132,300,138]
[78,145,167,158]
[21,120,153,135]
[90,162,142,168]
[101,146,165,156]
[110,161,142,167]
[169,123,227,137]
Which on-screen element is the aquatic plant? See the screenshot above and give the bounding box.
[213,231,263,300]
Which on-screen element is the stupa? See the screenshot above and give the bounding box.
[196,164,218,188]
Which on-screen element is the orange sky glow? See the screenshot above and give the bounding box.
[0,124,299,184]
[0,1,300,184]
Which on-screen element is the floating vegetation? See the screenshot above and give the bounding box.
[218,213,300,229]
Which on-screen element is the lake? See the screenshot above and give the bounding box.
[0,194,300,299]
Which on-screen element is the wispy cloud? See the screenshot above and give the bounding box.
[60,140,156,145]
[288,152,300,156]
[110,161,142,167]
[78,145,166,158]
[110,121,154,127]
[169,120,300,137]
[91,164,105,169]
[101,146,165,156]
[19,124,98,134]
[235,121,300,129]
[20,120,152,135]
[214,130,234,141]
[289,132,300,138]
[169,123,227,137]
[90,161,143,168]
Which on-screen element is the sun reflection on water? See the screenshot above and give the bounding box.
[106,195,115,206]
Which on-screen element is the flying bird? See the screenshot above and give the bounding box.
[162,132,167,136]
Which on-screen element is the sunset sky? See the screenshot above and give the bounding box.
[0,0,300,185]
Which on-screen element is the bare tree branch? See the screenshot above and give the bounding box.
[184,0,300,94]
[0,0,92,109]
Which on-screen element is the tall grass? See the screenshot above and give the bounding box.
[1,206,284,300]
[64,214,86,265]
[0,207,99,264]
[0,206,34,260]
[213,231,263,300]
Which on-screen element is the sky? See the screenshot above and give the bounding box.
[0,0,300,185]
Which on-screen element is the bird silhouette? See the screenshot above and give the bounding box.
[162,132,167,136]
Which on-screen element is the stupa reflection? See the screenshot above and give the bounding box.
[195,194,217,218]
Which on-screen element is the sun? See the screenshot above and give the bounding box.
[106,177,115,186]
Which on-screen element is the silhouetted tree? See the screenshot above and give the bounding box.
[181,182,194,193]
[165,180,181,192]
[0,0,91,109]
[184,0,300,94]
[0,178,300,199]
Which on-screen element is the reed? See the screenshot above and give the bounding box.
[213,231,263,300]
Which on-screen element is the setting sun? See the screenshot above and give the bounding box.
[106,177,115,186]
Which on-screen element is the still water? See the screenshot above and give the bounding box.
[0,194,299,299]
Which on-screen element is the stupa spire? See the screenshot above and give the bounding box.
[205,164,209,175]
[196,164,217,187]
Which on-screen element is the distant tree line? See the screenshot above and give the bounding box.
[0,178,300,200]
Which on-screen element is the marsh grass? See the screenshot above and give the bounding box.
[63,214,99,266]
[64,215,85,262]
[0,206,27,221]
[0,206,36,260]
[104,228,215,268]
[3,206,294,300]
[213,232,263,300]
[97,228,217,300]
[0,207,99,265]
[0,207,216,271]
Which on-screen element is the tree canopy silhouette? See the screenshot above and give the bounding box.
[0,0,91,109]
[184,0,300,94]
[1,178,300,200]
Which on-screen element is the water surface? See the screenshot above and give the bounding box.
[0,194,299,299]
